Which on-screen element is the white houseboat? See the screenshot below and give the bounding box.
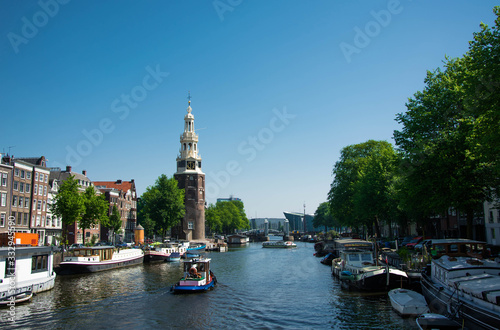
[144,243,187,263]
[57,246,144,274]
[0,246,56,303]
[421,239,500,330]
[262,241,297,248]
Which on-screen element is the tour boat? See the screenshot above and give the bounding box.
[262,241,297,248]
[420,239,500,330]
[57,246,144,274]
[331,249,408,291]
[171,257,216,293]
[0,246,56,304]
[388,288,430,317]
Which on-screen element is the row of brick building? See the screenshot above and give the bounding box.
[0,154,137,245]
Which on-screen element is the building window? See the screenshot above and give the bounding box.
[188,221,194,230]
[27,172,31,179]
[20,170,25,179]
[36,215,41,226]
[34,184,38,195]
[45,175,48,183]
[39,173,44,182]
[492,228,496,239]
[13,181,18,191]
[42,216,45,227]
[12,196,17,207]
[0,213,5,227]
[19,196,23,207]
[1,193,6,207]
[26,183,30,193]
[25,197,30,208]
[37,200,42,211]
[33,199,37,209]
[15,169,19,177]
[18,213,22,226]
[43,200,46,211]
[20,182,24,193]
[35,172,39,181]
[1,173,7,186]
[23,213,28,226]
[44,186,47,196]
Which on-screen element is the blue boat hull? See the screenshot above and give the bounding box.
[171,278,215,293]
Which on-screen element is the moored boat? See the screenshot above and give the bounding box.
[388,288,430,317]
[420,239,500,330]
[0,246,56,303]
[171,257,216,293]
[332,249,408,291]
[262,241,297,248]
[144,243,187,263]
[416,313,463,330]
[166,252,181,262]
[57,246,144,274]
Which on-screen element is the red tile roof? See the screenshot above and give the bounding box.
[93,181,134,192]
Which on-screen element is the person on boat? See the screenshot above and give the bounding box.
[189,265,201,278]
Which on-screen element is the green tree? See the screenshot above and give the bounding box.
[208,200,249,234]
[313,202,337,233]
[50,175,84,248]
[139,174,185,239]
[328,140,399,237]
[80,187,110,244]
[205,203,222,234]
[108,204,122,244]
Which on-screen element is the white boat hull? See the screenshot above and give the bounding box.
[388,288,429,317]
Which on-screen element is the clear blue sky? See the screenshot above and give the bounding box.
[1,1,498,218]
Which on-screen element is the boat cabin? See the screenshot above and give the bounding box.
[340,250,375,268]
[333,239,373,257]
[179,258,211,286]
[64,247,115,262]
[431,239,486,259]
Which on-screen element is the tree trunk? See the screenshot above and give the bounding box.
[374,216,381,238]
[466,208,474,239]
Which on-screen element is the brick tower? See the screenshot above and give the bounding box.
[173,95,205,241]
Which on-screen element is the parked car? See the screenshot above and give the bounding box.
[400,236,415,247]
[94,241,112,246]
[415,239,432,251]
[69,243,84,250]
[406,236,423,249]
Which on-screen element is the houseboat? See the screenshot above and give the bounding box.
[226,234,250,245]
[421,239,500,330]
[171,257,216,293]
[0,246,56,303]
[331,238,373,258]
[57,246,144,274]
[332,249,408,291]
[262,241,297,248]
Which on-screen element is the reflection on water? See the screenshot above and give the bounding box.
[4,241,419,329]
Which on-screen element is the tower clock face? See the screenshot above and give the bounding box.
[187,161,195,170]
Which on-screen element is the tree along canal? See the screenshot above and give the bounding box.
[5,240,419,329]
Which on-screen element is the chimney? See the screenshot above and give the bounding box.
[116,180,122,184]
[131,179,134,183]
[82,170,87,176]
[66,166,72,172]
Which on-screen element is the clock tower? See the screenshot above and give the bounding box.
[173,95,205,241]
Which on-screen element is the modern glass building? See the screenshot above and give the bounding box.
[283,211,318,233]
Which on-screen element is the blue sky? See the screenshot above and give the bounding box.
[1,1,498,219]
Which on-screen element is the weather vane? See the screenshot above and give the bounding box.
[187,91,192,105]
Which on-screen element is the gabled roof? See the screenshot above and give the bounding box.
[93,180,135,193]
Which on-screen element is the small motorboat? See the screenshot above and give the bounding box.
[388,288,430,317]
[171,258,216,293]
[320,253,334,266]
[416,313,463,330]
[166,252,181,262]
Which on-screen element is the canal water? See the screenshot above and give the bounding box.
[5,240,419,329]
